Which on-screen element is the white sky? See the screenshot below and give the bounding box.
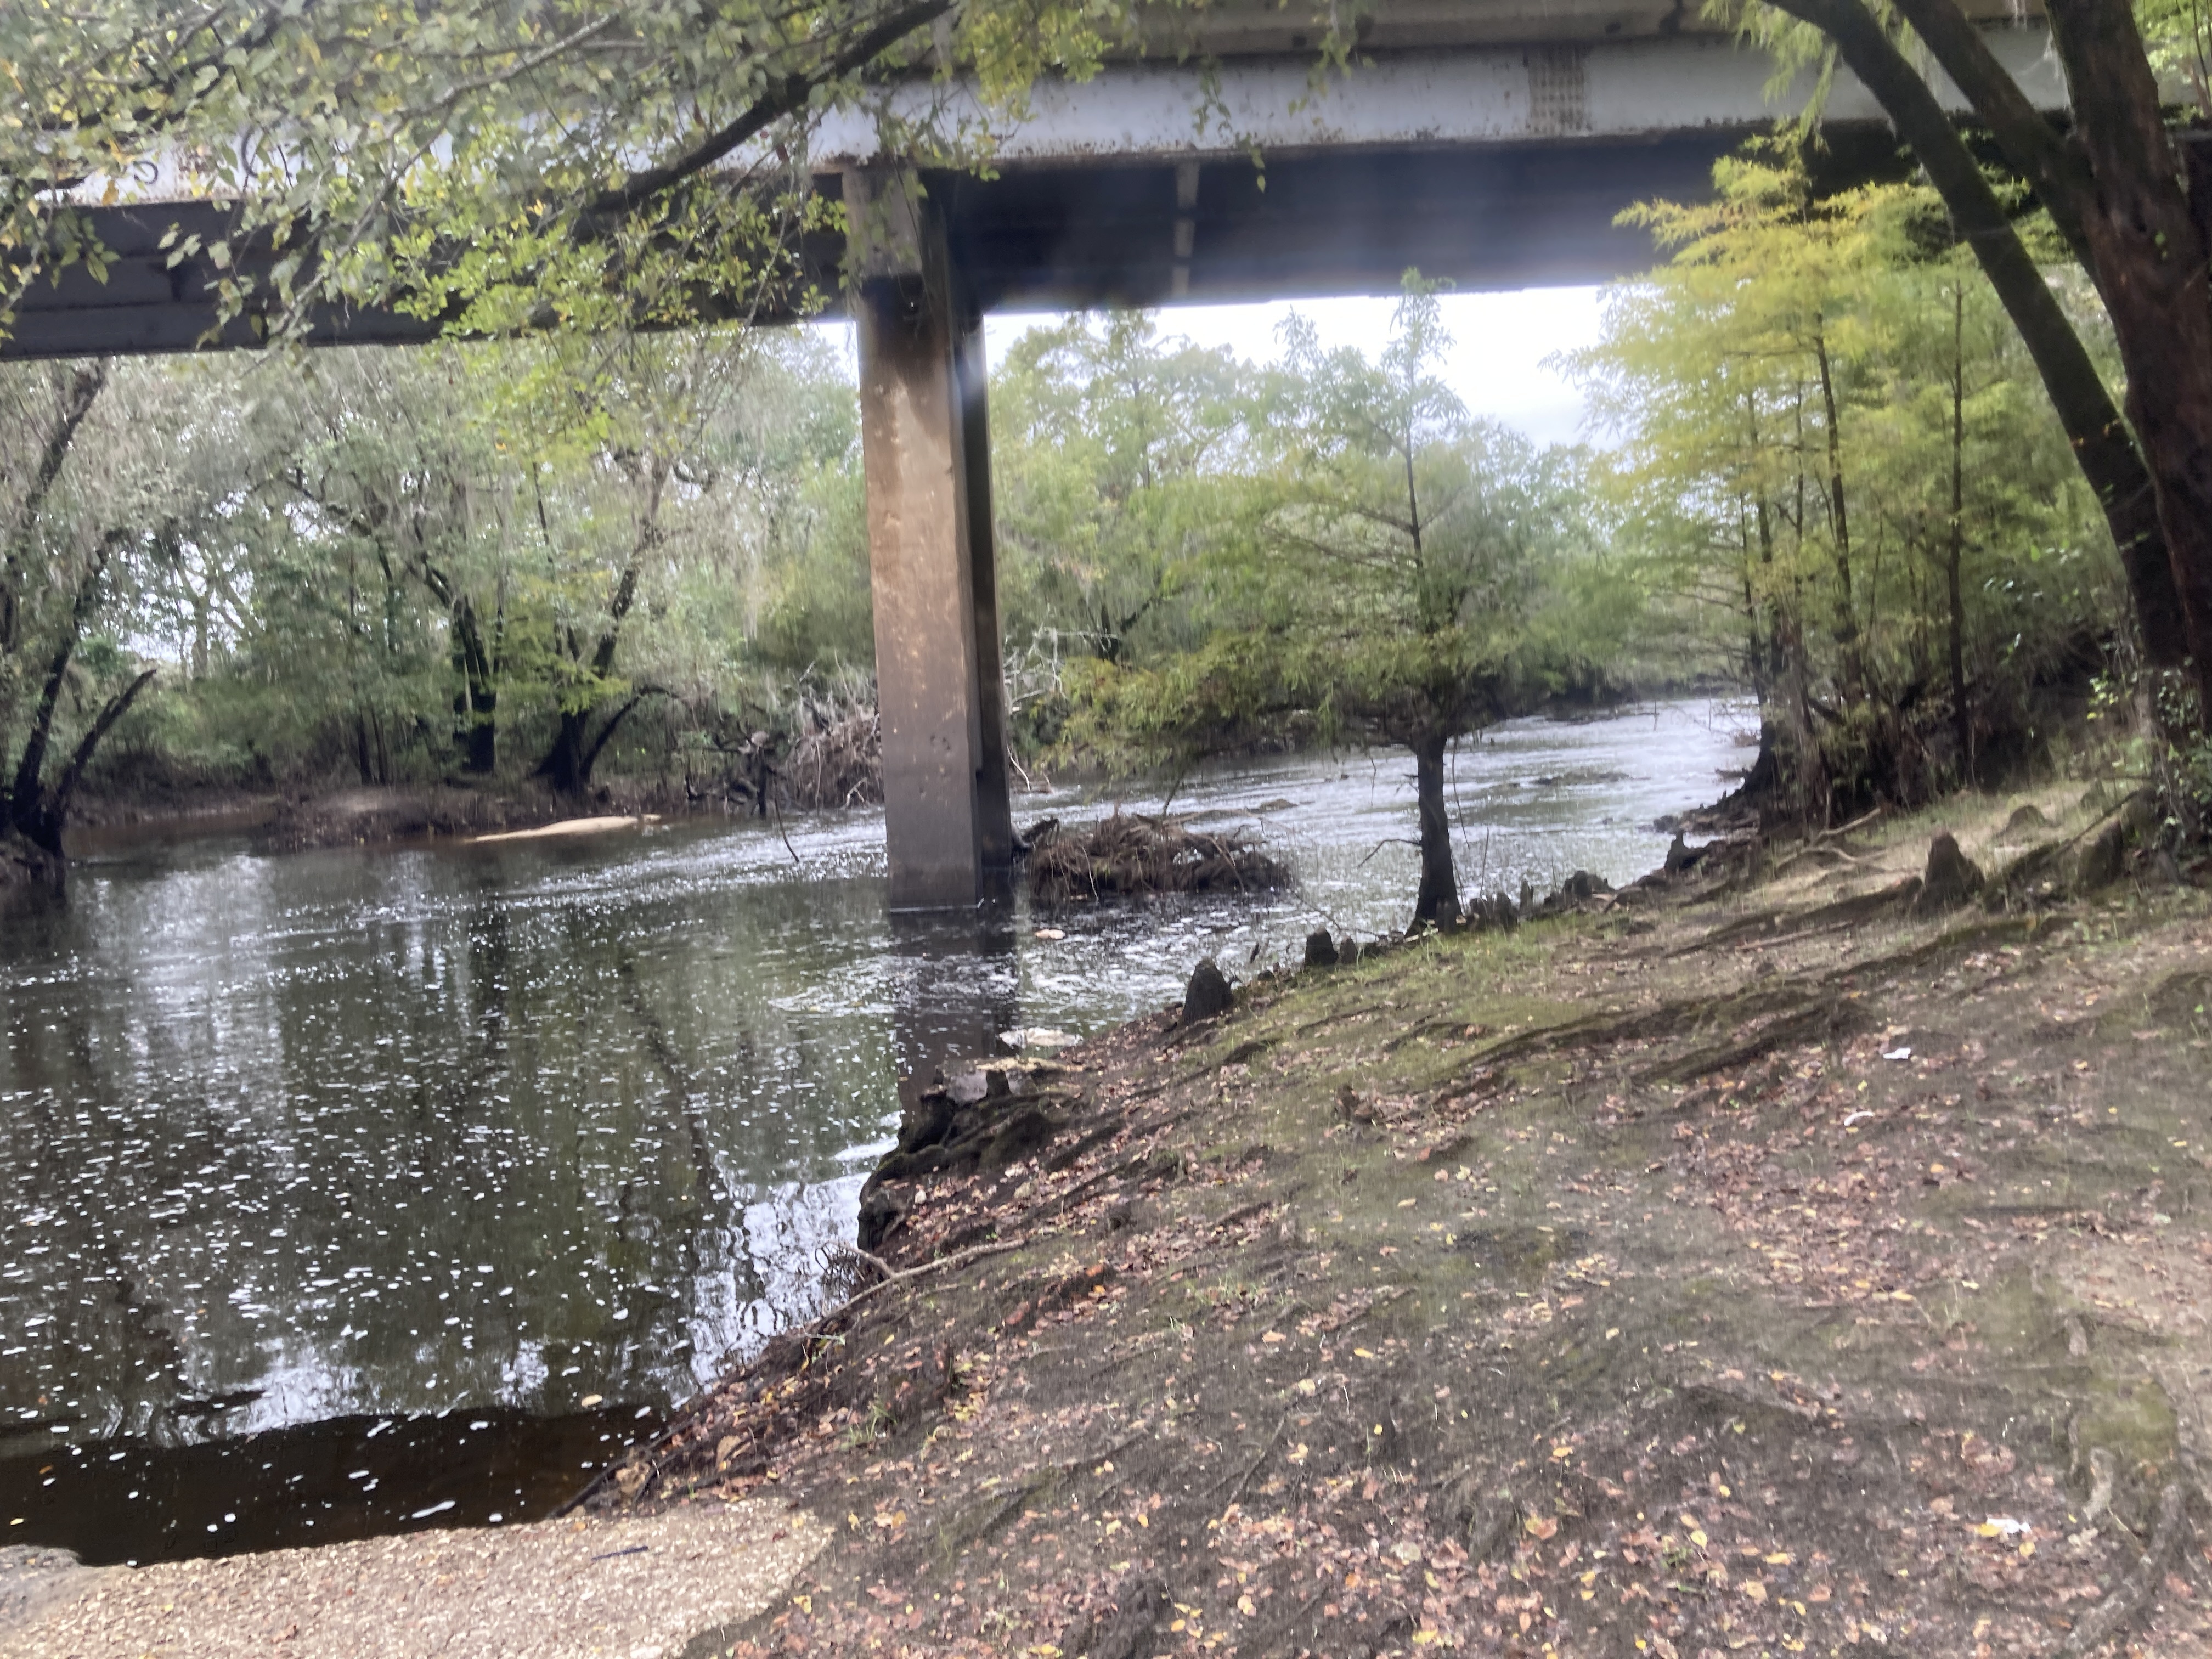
[817,285,1611,449]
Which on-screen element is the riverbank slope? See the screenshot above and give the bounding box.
[609,788,2212,1657]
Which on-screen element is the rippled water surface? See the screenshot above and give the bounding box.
[1,699,1746,1561]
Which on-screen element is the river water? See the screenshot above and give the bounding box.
[0,699,1746,1563]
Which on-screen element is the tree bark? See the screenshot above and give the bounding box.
[2042,0,2212,720]
[1948,280,1973,782]
[1762,0,2191,670]
[533,514,656,796]
[450,595,498,774]
[42,669,156,843]
[6,662,155,859]
[1884,0,2098,264]
[1410,729,1460,927]
[1,360,107,657]
[8,535,119,840]
[1810,328,1866,702]
[540,709,594,800]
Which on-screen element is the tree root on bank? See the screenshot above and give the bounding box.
[1673,879,1918,956]
[823,1239,1026,1319]
[2061,1481,2189,1655]
[1636,996,1870,1087]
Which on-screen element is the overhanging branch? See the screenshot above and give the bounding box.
[574,0,956,236]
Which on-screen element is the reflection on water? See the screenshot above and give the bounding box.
[1,698,1746,1561]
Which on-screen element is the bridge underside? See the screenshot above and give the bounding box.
[0,125,1936,362]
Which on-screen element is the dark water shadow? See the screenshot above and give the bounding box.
[887,902,1021,1116]
[0,1400,659,1566]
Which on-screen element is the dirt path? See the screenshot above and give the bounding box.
[0,1502,824,1658]
[604,791,2212,1657]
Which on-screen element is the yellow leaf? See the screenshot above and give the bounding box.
[1525,1515,1558,1540]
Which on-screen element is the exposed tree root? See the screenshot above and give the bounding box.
[2062,1482,2188,1655]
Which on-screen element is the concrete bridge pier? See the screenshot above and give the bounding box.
[847,168,1015,910]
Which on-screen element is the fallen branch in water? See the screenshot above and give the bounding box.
[1028,809,1288,902]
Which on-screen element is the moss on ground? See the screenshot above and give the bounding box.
[615,795,2212,1658]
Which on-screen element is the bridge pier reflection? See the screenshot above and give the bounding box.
[885,900,1020,1116]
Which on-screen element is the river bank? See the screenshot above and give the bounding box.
[60,779,696,857]
[584,785,2212,1658]
[53,695,1741,863]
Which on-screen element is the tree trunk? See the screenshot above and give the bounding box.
[1410,729,1460,928]
[1948,280,1973,782]
[8,540,118,843]
[41,669,155,843]
[540,709,594,800]
[2042,0,2212,720]
[533,522,654,795]
[1,361,108,659]
[1810,328,1865,703]
[7,667,155,860]
[1763,0,2192,671]
[450,596,498,774]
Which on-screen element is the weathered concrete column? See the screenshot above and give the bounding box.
[952,279,1015,874]
[848,168,1014,909]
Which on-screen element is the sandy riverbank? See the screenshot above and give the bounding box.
[591,786,2212,1657]
[0,1503,823,1659]
[63,781,718,858]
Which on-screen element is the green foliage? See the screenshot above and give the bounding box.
[1063,286,1595,768]
[0,0,1245,349]
[1567,142,2127,815]
[2137,0,2212,118]
[992,313,1254,667]
[4,322,878,806]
